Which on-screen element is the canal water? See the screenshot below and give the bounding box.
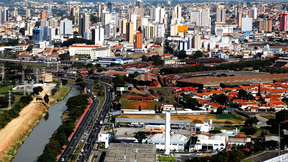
[13,84,80,162]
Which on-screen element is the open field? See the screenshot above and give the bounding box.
[0,85,71,162]
[0,85,13,93]
[150,87,176,104]
[118,114,247,124]
[259,114,275,120]
[121,99,162,110]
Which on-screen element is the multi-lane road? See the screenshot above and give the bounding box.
[58,82,112,162]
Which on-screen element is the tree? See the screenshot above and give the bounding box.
[44,139,61,155]
[33,86,43,95]
[26,44,34,51]
[61,79,68,85]
[216,106,224,114]
[44,94,49,104]
[37,150,57,162]
[191,136,198,146]
[59,54,71,60]
[275,110,288,122]
[241,127,257,135]
[134,131,147,143]
[209,129,222,134]
[138,105,141,111]
[154,104,157,112]
[177,50,187,59]
[244,118,257,127]
[192,50,204,58]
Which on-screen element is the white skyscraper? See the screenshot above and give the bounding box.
[98,3,106,17]
[0,7,9,23]
[174,5,181,20]
[190,9,202,26]
[150,6,165,23]
[60,18,73,35]
[156,23,165,37]
[79,13,90,37]
[92,25,104,45]
[216,5,226,23]
[241,15,252,32]
[130,13,137,31]
[251,7,257,19]
[143,23,156,39]
[201,7,210,27]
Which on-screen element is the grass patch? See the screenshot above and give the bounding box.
[52,86,72,101]
[121,99,161,110]
[261,115,275,120]
[0,85,13,93]
[214,114,246,121]
[158,156,176,162]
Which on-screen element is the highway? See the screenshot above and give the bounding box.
[58,83,101,162]
[77,82,113,162]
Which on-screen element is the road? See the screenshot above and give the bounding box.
[77,82,113,162]
[58,83,100,162]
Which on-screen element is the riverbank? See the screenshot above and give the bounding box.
[0,85,72,162]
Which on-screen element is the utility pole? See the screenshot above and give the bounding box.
[22,70,25,84]
[1,66,4,83]
[8,91,11,110]
[279,124,281,156]
[57,61,59,72]
[23,81,27,96]
[42,67,45,83]
[36,68,39,83]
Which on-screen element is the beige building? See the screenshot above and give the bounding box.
[170,24,178,36]
[69,43,110,59]
[39,73,53,82]
[26,9,31,18]
[192,34,201,50]
[126,21,134,43]
[119,18,127,35]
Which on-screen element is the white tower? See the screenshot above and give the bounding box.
[165,112,171,155]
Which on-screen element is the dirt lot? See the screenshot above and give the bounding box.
[118,114,246,124]
[0,84,55,161]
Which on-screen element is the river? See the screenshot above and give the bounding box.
[13,84,80,162]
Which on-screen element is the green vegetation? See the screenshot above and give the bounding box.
[134,131,147,143]
[0,95,33,128]
[62,38,94,47]
[38,93,89,162]
[187,150,245,162]
[214,114,246,121]
[141,55,162,65]
[158,156,176,162]
[161,58,277,75]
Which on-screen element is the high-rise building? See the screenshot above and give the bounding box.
[60,18,73,35]
[174,5,181,20]
[192,34,201,50]
[130,13,137,31]
[259,19,272,33]
[92,25,104,45]
[126,21,134,43]
[0,7,9,23]
[250,7,257,19]
[201,7,210,27]
[102,13,111,26]
[108,2,113,13]
[70,5,79,24]
[280,14,288,31]
[12,8,18,17]
[190,9,201,26]
[47,3,53,18]
[135,32,142,49]
[98,3,106,17]
[40,10,47,20]
[260,6,265,13]
[156,23,165,38]
[143,23,156,39]
[216,5,226,23]
[119,18,127,35]
[241,15,252,32]
[135,0,143,8]
[26,9,31,19]
[79,13,90,37]
[150,6,165,23]
[237,12,242,27]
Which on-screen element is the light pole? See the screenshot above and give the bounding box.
[279,124,281,156]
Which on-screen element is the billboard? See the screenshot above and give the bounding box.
[116,87,128,92]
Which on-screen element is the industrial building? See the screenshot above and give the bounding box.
[148,133,188,151]
[192,134,226,151]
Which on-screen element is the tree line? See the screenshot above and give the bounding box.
[160,58,277,75]
[37,93,90,162]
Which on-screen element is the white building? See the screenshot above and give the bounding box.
[174,5,181,20]
[194,120,213,133]
[60,18,73,35]
[148,133,188,152]
[193,135,226,151]
[150,6,165,23]
[69,43,110,60]
[241,16,252,32]
[251,7,257,19]
[156,23,165,38]
[92,25,104,45]
[190,9,201,26]
[201,7,211,27]
[0,7,9,23]
[15,44,28,53]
